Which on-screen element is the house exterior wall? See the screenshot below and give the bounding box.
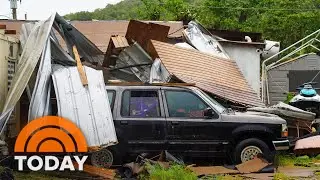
[0,31,19,112]
[267,54,320,105]
[221,42,262,97]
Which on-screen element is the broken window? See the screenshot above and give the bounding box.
[165,91,209,118]
[121,90,160,118]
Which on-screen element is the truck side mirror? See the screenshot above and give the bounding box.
[204,108,215,119]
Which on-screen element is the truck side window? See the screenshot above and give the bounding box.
[121,90,160,118]
[107,90,115,112]
[165,91,209,118]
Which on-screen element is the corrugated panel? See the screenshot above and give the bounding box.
[52,65,117,147]
[149,40,264,107]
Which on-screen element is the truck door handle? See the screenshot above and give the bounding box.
[171,121,179,125]
[120,121,128,125]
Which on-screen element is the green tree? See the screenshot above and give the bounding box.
[64,0,320,49]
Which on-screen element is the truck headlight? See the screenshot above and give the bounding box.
[281,124,288,137]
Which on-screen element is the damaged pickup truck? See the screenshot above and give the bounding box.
[104,84,289,165]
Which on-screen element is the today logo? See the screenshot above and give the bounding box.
[14,116,88,171]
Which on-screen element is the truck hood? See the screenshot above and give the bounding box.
[221,111,286,124]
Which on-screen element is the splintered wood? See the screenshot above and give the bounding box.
[72,45,88,86]
[73,163,116,179]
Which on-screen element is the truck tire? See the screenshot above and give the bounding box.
[234,138,271,164]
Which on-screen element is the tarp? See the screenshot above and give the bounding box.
[52,65,117,147]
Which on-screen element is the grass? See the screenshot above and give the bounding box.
[276,154,316,167]
[140,163,197,180]
[273,172,294,180]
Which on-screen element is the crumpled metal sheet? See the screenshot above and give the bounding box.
[20,23,36,49]
[52,65,117,147]
[54,14,104,65]
[0,108,14,135]
[183,21,230,59]
[0,15,56,135]
[28,39,52,121]
[117,42,152,82]
[149,58,171,83]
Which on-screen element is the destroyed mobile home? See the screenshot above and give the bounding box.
[3,12,320,178]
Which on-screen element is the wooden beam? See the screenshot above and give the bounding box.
[72,45,88,86]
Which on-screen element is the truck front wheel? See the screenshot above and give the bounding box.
[234,138,271,163]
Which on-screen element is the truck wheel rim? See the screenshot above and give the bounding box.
[91,149,113,168]
[240,146,262,162]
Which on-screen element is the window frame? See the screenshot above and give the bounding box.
[107,90,116,112]
[120,89,162,118]
[163,89,217,119]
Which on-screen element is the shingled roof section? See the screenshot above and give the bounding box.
[148,40,264,107]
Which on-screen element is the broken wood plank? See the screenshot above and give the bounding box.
[73,163,116,179]
[72,45,88,86]
[235,157,269,174]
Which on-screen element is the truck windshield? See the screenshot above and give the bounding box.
[196,89,226,113]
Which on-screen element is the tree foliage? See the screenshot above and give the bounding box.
[64,0,320,48]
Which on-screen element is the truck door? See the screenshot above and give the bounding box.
[161,88,227,157]
[114,88,167,153]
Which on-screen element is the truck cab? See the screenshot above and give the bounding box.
[105,84,289,165]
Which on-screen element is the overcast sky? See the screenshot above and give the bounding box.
[0,0,122,20]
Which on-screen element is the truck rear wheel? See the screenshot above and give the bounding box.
[234,138,271,163]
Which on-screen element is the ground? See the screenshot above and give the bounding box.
[5,155,320,179]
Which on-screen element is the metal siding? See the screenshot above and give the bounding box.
[52,66,118,147]
[268,54,320,105]
[267,70,289,105]
[222,43,261,96]
[277,54,320,71]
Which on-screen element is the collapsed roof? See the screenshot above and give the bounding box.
[147,40,264,107]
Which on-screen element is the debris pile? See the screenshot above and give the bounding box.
[0,13,117,150]
[119,152,273,179]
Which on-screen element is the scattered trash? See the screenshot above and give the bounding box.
[188,156,271,176]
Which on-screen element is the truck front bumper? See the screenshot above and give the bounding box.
[273,139,290,151]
